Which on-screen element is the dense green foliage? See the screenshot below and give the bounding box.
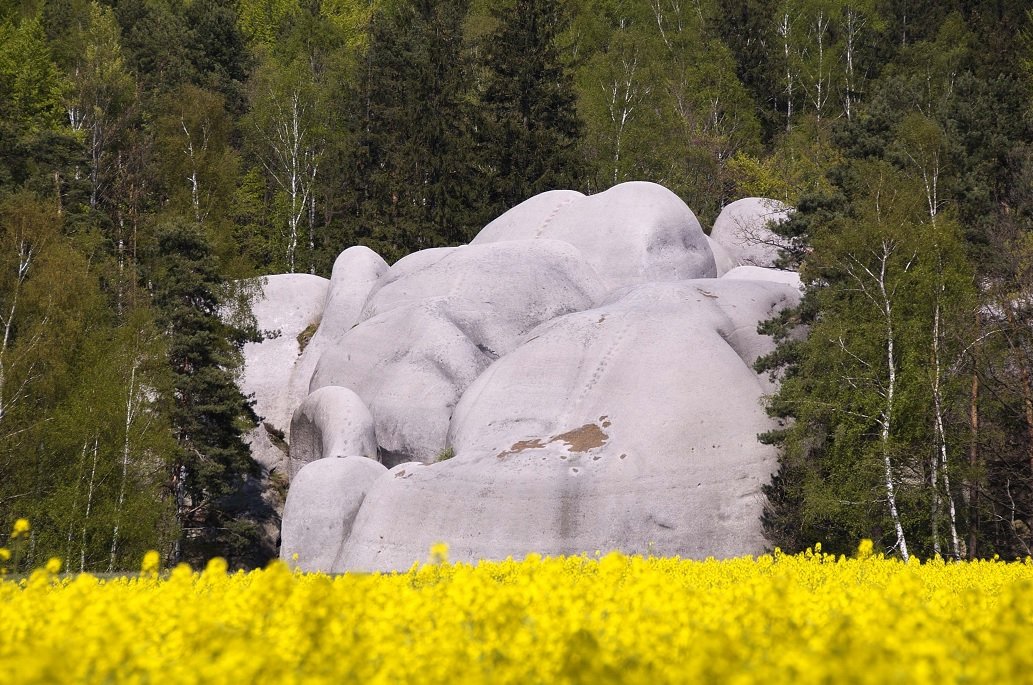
[1,0,1033,566]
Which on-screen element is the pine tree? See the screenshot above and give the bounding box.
[149,221,264,567]
[480,0,583,213]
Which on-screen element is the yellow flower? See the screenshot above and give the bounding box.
[0,547,10,562]
[141,550,161,577]
[44,557,62,574]
[429,542,449,564]
[857,539,874,559]
[11,518,29,539]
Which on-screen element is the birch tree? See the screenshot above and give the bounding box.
[246,53,325,273]
[757,160,975,559]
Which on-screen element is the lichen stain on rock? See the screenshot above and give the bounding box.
[553,423,608,452]
[496,422,609,459]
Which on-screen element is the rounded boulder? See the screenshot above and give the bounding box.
[709,197,791,269]
[289,386,379,480]
[472,181,716,290]
[280,456,388,572]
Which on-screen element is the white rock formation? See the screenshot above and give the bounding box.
[289,386,379,479]
[706,235,738,276]
[258,186,805,571]
[288,247,389,426]
[332,278,801,572]
[723,265,802,290]
[240,273,328,471]
[709,197,791,269]
[310,239,606,465]
[472,181,716,289]
[280,456,388,572]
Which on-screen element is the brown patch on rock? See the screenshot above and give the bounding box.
[495,423,610,459]
[553,423,608,452]
[496,437,547,460]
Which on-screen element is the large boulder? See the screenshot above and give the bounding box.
[280,456,388,572]
[709,197,791,269]
[473,189,585,243]
[332,278,801,572]
[471,181,716,290]
[288,247,389,422]
[310,240,607,465]
[240,273,329,471]
[288,386,379,479]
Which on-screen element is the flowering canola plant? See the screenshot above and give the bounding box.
[1,542,1033,684]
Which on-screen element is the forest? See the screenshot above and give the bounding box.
[0,0,1032,569]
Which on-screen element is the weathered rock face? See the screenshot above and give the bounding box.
[288,386,378,479]
[239,187,801,571]
[332,278,800,571]
[709,197,791,269]
[288,247,389,429]
[309,239,607,465]
[472,181,716,289]
[280,456,388,572]
[240,273,329,472]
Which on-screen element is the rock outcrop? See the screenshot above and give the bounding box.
[309,239,606,465]
[288,247,389,431]
[240,273,328,473]
[238,184,800,571]
[334,278,800,571]
[472,181,716,289]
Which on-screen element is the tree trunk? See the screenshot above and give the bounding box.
[878,245,909,560]
[968,367,980,559]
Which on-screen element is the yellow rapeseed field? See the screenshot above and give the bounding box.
[2,528,1032,684]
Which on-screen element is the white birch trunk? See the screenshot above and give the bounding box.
[80,436,99,573]
[877,242,909,561]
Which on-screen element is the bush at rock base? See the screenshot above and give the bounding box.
[1,546,1032,684]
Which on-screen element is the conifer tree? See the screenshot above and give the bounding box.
[149,221,263,567]
[480,0,583,213]
[348,0,483,261]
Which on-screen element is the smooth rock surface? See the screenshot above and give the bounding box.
[709,197,790,269]
[472,189,585,243]
[288,247,389,426]
[723,265,802,290]
[280,456,388,571]
[333,278,801,572]
[289,386,379,479]
[472,181,716,289]
[310,240,607,465]
[707,235,737,276]
[240,273,329,472]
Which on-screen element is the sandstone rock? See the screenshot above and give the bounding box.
[709,197,790,269]
[472,189,585,243]
[707,235,737,277]
[722,265,802,290]
[310,240,606,465]
[289,386,379,480]
[471,181,716,289]
[280,456,388,572]
[240,273,328,472]
[332,278,801,572]
[288,247,389,424]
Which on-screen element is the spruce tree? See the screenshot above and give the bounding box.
[348,0,483,261]
[150,221,263,567]
[480,0,583,213]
